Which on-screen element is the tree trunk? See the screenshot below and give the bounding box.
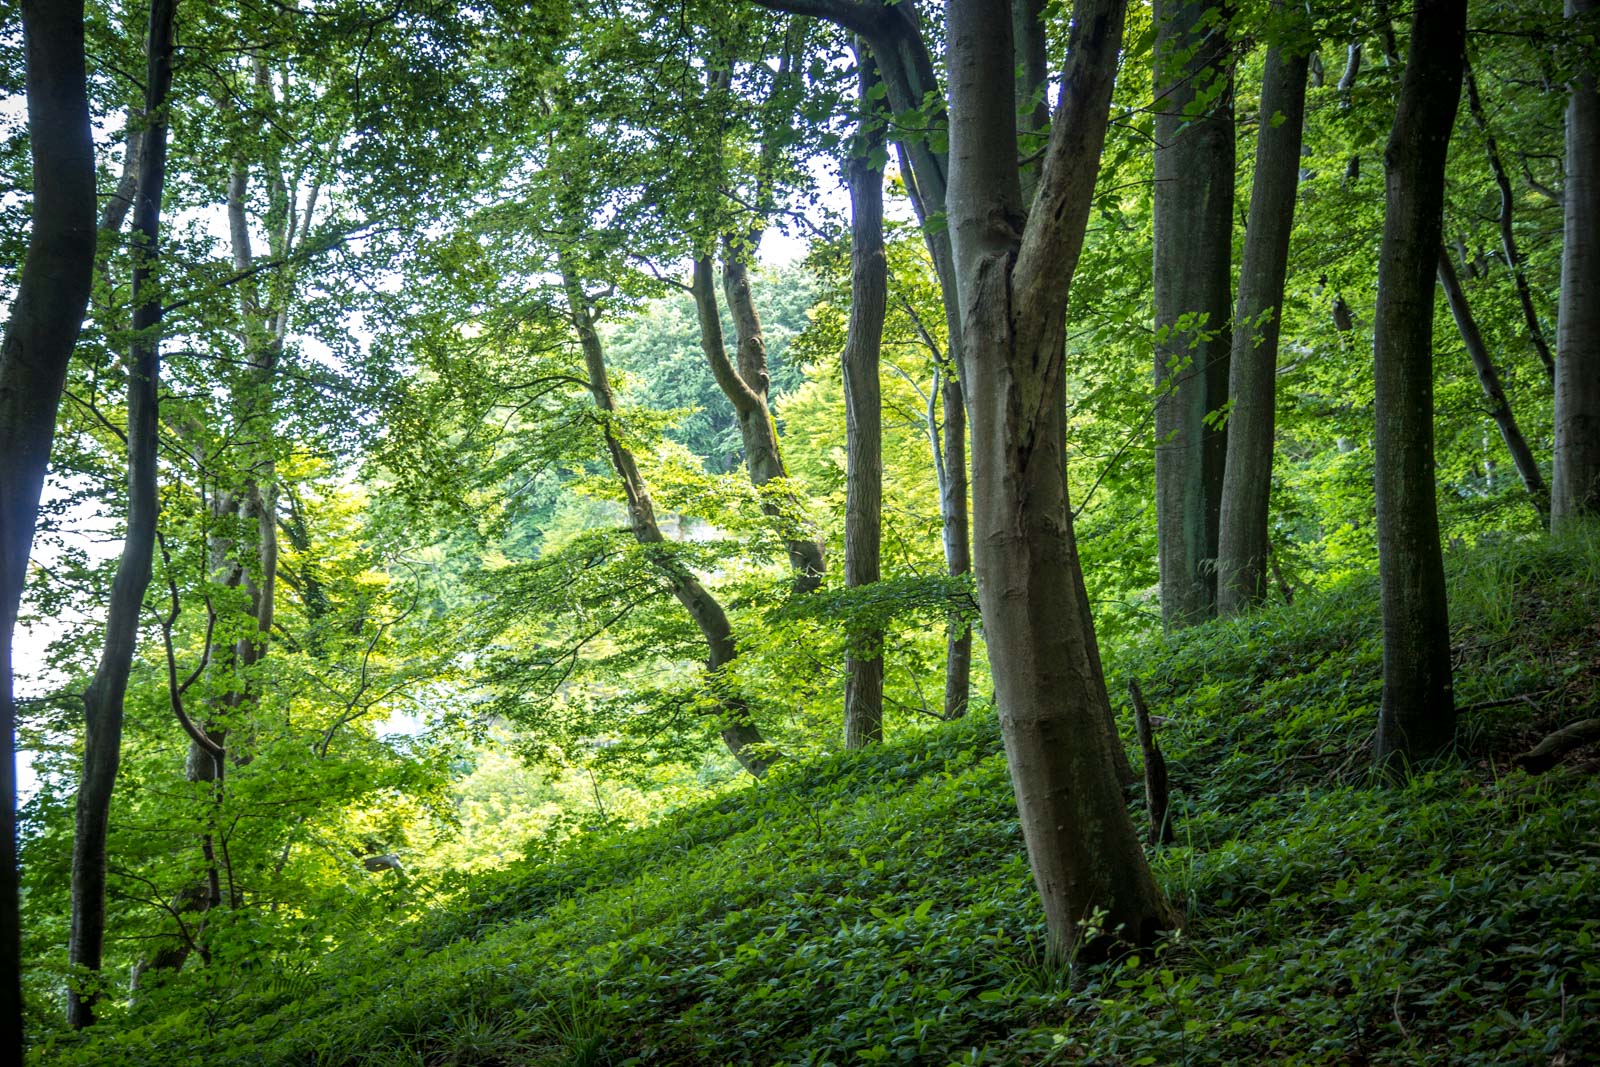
[842,54,888,749]
[947,0,1175,961]
[1216,8,1309,616]
[0,0,98,1049]
[67,0,176,1027]
[1463,60,1556,382]
[1437,251,1550,521]
[689,256,826,592]
[1371,0,1464,773]
[937,371,972,721]
[565,268,779,777]
[1552,0,1600,527]
[752,1,978,722]
[1153,0,1234,629]
[68,2,174,1023]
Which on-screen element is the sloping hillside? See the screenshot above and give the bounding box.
[44,532,1600,1066]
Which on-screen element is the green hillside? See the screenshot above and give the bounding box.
[41,531,1600,1066]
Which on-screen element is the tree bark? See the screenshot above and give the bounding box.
[1552,0,1600,527]
[67,0,177,1028]
[1437,251,1550,521]
[565,268,779,777]
[0,0,98,1050]
[843,53,888,749]
[946,0,1175,960]
[1216,7,1309,616]
[1372,0,1464,773]
[1153,0,1235,628]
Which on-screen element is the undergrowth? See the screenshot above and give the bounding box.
[40,529,1600,1065]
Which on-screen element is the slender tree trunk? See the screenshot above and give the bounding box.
[565,268,779,777]
[1372,0,1464,773]
[1153,0,1235,628]
[67,0,176,1028]
[1463,60,1556,382]
[689,257,826,592]
[0,1,98,1049]
[937,371,972,721]
[843,54,888,749]
[1437,251,1550,521]
[752,1,978,720]
[1552,0,1600,527]
[946,0,1174,961]
[1216,8,1309,616]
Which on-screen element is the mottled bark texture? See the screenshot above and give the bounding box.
[565,269,779,777]
[1153,0,1234,628]
[68,0,176,1028]
[1371,0,1464,772]
[843,55,888,749]
[1216,7,1309,616]
[1437,251,1550,521]
[1552,0,1600,527]
[946,0,1175,960]
[0,1,98,1049]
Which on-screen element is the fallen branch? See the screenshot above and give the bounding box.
[1513,718,1600,774]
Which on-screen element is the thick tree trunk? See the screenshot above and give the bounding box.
[1552,0,1600,527]
[566,269,779,777]
[1372,0,1464,773]
[1216,10,1309,616]
[0,1,98,1049]
[842,56,888,749]
[68,0,176,1029]
[947,0,1174,961]
[1437,251,1550,521]
[1153,0,1234,629]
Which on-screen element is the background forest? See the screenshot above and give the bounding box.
[2,0,1599,1063]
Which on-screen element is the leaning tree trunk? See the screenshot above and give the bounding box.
[0,0,98,1050]
[689,256,826,592]
[947,0,1175,962]
[1372,0,1464,773]
[1437,251,1550,521]
[842,52,888,749]
[565,267,779,777]
[1153,0,1234,629]
[1552,0,1600,527]
[1463,59,1556,382]
[67,0,176,1029]
[1216,7,1310,616]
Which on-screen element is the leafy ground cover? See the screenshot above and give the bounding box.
[44,530,1600,1065]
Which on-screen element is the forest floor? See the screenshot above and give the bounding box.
[47,529,1600,1066]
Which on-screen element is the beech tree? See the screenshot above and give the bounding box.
[1216,2,1310,616]
[1152,0,1234,628]
[945,0,1174,957]
[841,52,888,749]
[1371,0,1466,772]
[68,0,175,1028]
[1552,0,1600,527]
[0,0,98,1048]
